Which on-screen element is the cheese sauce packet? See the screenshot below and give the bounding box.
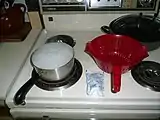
[86,70,104,97]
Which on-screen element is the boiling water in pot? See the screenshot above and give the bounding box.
[32,43,74,69]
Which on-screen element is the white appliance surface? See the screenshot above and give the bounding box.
[0,29,41,106]
[6,14,160,119]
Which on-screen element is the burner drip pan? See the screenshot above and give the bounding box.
[131,61,160,92]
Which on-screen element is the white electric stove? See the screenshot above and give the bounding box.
[6,14,160,119]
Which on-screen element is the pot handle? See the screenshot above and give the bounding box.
[14,77,35,105]
[153,1,160,21]
[111,66,121,93]
[101,25,111,34]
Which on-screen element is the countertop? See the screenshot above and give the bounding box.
[0,29,41,106]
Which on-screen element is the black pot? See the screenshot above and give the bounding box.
[101,14,160,51]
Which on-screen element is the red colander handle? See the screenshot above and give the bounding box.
[111,66,121,93]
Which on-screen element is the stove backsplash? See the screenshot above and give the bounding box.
[43,13,158,31]
[41,0,160,31]
[43,14,127,31]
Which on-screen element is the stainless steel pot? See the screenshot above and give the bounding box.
[31,58,74,81]
[30,43,74,81]
[14,42,75,105]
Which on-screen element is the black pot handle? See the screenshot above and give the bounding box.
[153,1,160,21]
[14,77,35,105]
[101,25,111,34]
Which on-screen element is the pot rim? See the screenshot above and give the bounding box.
[30,44,75,70]
[109,14,160,26]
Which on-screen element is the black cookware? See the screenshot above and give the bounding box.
[101,2,160,51]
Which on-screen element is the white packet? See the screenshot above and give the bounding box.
[86,70,104,97]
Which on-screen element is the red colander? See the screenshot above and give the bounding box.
[85,34,149,93]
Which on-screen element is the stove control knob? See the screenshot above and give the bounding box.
[60,0,67,3]
[77,0,83,2]
[42,116,50,120]
[66,0,83,3]
[139,0,153,7]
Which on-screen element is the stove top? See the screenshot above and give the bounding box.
[6,14,160,111]
[6,30,160,109]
